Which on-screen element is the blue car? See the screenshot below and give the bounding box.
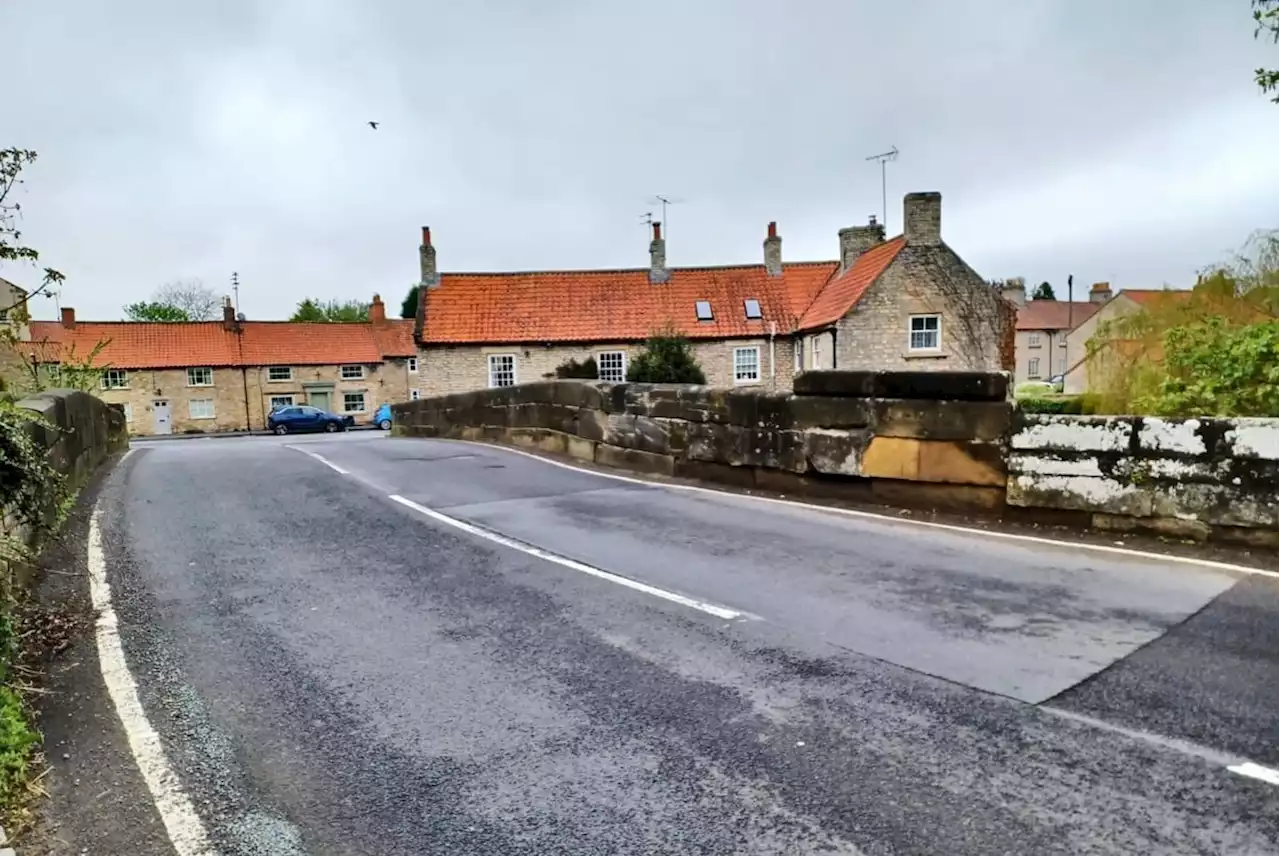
[374,403,393,431]
[268,405,353,435]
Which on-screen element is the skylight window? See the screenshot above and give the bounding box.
[744,299,762,319]
[694,300,714,321]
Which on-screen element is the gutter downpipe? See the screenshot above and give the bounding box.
[768,321,776,389]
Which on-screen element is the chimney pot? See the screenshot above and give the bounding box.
[649,221,668,283]
[369,293,386,325]
[903,192,942,245]
[763,222,783,277]
[60,306,76,329]
[421,226,432,247]
[1089,281,1113,304]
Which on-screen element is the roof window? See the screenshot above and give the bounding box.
[694,300,714,322]
[744,299,762,319]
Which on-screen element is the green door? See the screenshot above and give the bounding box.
[309,390,331,411]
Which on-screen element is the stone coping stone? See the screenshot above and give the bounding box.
[793,370,1009,402]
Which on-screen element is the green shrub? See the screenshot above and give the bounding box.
[1019,394,1086,414]
[554,356,598,379]
[626,326,706,384]
[0,686,36,806]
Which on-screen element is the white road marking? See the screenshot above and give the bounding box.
[88,467,218,855]
[1227,762,1280,786]
[1042,706,1280,787]
[432,439,1278,579]
[388,494,745,620]
[286,444,350,474]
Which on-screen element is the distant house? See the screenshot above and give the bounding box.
[1063,289,1194,394]
[412,192,1014,395]
[1001,281,1108,383]
[22,296,420,436]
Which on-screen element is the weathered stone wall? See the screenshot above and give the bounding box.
[393,371,1013,512]
[1008,414,1279,544]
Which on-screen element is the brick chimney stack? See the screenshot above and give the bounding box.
[763,221,783,278]
[419,226,439,290]
[838,214,886,272]
[221,296,240,332]
[649,221,669,284]
[369,293,386,325]
[903,192,942,246]
[1089,281,1113,304]
[60,306,76,329]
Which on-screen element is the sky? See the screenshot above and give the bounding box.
[5,0,1277,321]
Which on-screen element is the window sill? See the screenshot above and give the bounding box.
[904,351,946,360]
[266,378,293,383]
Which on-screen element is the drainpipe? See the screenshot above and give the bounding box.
[768,321,776,388]
[241,367,251,432]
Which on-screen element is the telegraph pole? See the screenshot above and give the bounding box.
[865,146,899,231]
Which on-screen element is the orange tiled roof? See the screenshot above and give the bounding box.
[1015,300,1101,331]
[419,262,840,344]
[1122,289,1193,306]
[795,238,905,331]
[26,319,415,369]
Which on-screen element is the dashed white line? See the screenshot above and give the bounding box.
[387,494,745,620]
[434,439,1278,579]
[88,459,218,856]
[1227,762,1280,786]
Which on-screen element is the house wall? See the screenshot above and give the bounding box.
[100,360,423,435]
[833,245,1010,374]
[1063,296,1137,394]
[417,338,797,397]
[1014,329,1071,382]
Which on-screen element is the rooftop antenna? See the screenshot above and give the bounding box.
[231,271,240,312]
[865,146,899,232]
[638,211,655,226]
[649,195,684,244]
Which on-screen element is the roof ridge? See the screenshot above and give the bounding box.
[442,259,840,277]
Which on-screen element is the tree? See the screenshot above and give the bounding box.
[626,326,706,384]
[1255,0,1278,102]
[1031,281,1056,300]
[151,278,220,321]
[289,298,370,323]
[0,149,64,320]
[123,300,191,322]
[401,286,420,320]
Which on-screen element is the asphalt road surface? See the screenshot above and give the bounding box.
[34,432,1279,855]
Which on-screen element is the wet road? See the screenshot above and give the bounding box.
[40,432,1279,855]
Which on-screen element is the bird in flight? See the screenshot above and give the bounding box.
[368,121,379,130]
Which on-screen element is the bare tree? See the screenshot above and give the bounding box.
[151,278,221,321]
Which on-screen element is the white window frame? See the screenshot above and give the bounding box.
[187,366,213,386]
[1027,332,1042,348]
[410,389,421,401]
[340,364,365,380]
[810,336,822,370]
[596,350,627,382]
[188,398,215,420]
[488,354,516,388]
[1028,357,1041,378]
[732,346,761,384]
[343,391,366,413]
[269,394,295,410]
[793,340,803,373]
[100,369,129,390]
[407,356,418,373]
[267,366,293,382]
[908,314,942,352]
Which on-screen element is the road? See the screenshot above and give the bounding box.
[33,431,1278,855]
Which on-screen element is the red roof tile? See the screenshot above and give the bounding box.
[26,318,415,369]
[1122,289,1193,307]
[795,238,905,331]
[418,262,840,344]
[1014,300,1101,331]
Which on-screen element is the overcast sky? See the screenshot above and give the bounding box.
[6,0,1277,321]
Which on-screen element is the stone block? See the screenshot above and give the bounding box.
[567,435,596,462]
[685,422,745,463]
[858,436,920,480]
[575,409,609,442]
[1155,482,1278,528]
[1136,418,1206,456]
[1209,524,1278,548]
[794,370,1009,402]
[741,428,807,473]
[673,458,756,488]
[803,428,869,476]
[550,380,606,411]
[1090,513,1211,542]
[1224,418,1280,460]
[595,443,675,477]
[788,396,872,429]
[1011,415,1134,452]
[916,440,1006,487]
[1006,473,1153,517]
[871,480,1007,513]
[872,400,1011,441]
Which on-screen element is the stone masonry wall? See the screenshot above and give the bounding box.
[1008,414,1279,544]
[394,371,1013,512]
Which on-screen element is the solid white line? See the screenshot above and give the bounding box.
[428,439,1278,579]
[286,445,349,474]
[88,493,217,854]
[1227,762,1280,786]
[387,494,745,620]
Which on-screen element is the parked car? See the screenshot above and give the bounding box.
[267,405,353,435]
[374,403,393,431]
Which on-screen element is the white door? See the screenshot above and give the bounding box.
[152,400,172,435]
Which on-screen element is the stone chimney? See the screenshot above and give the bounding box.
[649,221,669,284]
[838,215,886,272]
[1089,281,1113,303]
[369,293,386,325]
[1001,278,1027,308]
[419,226,439,289]
[903,191,942,246]
[763,222,783,277]
[60,306,76,329]
[222,296,239,332]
